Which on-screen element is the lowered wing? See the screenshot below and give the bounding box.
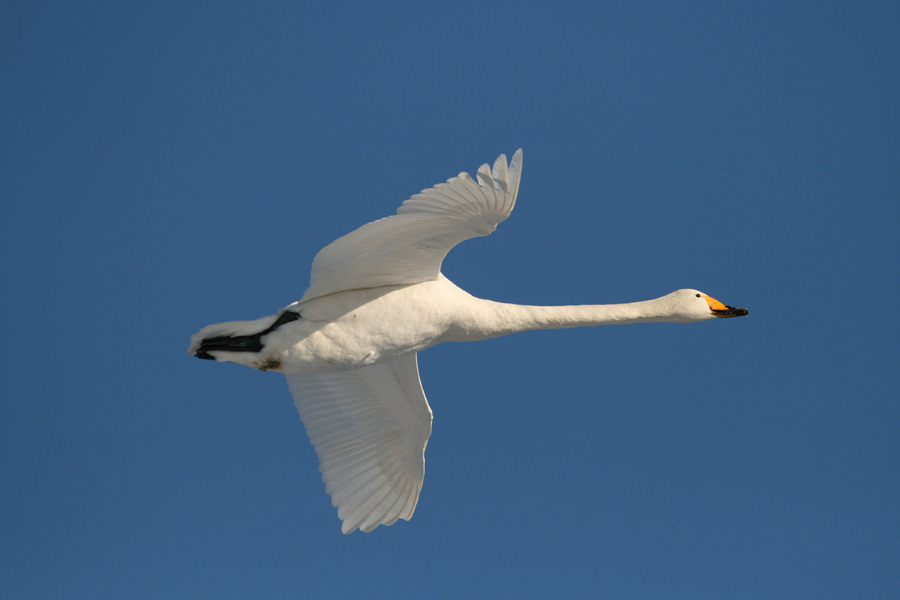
[286,354,433,533]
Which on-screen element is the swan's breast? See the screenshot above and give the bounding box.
[265,277,472,373]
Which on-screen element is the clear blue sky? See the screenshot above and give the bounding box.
[3,2,898,598]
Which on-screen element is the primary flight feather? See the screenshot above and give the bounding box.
[189,149,747,533]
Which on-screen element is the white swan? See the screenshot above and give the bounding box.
[189,149,748,533]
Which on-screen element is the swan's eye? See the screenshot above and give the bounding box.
[695,293,701,298]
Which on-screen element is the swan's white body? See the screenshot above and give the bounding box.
[189,150,747,533]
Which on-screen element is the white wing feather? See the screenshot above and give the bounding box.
[286,354,433,533]
[299,149,522,302]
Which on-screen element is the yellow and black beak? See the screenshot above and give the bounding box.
[704,295,749,318]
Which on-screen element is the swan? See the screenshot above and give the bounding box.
[189,149,748,534]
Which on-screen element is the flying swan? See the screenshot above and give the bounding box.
[189,149,748,533]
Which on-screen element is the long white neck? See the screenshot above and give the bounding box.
[448,295,680,342]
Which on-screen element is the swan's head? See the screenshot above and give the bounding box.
[665,289,749,322]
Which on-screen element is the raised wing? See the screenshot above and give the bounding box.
[299,149,523,302]
[286,354,433,533]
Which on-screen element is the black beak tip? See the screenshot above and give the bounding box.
[713,306,749,318]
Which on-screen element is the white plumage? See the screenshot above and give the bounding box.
[189,149,747,533]
[286,355,430,533]
[299,151,520,303]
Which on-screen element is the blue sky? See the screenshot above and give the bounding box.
[2,2,898,598]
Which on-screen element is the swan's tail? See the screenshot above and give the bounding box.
[188,310,300,360]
